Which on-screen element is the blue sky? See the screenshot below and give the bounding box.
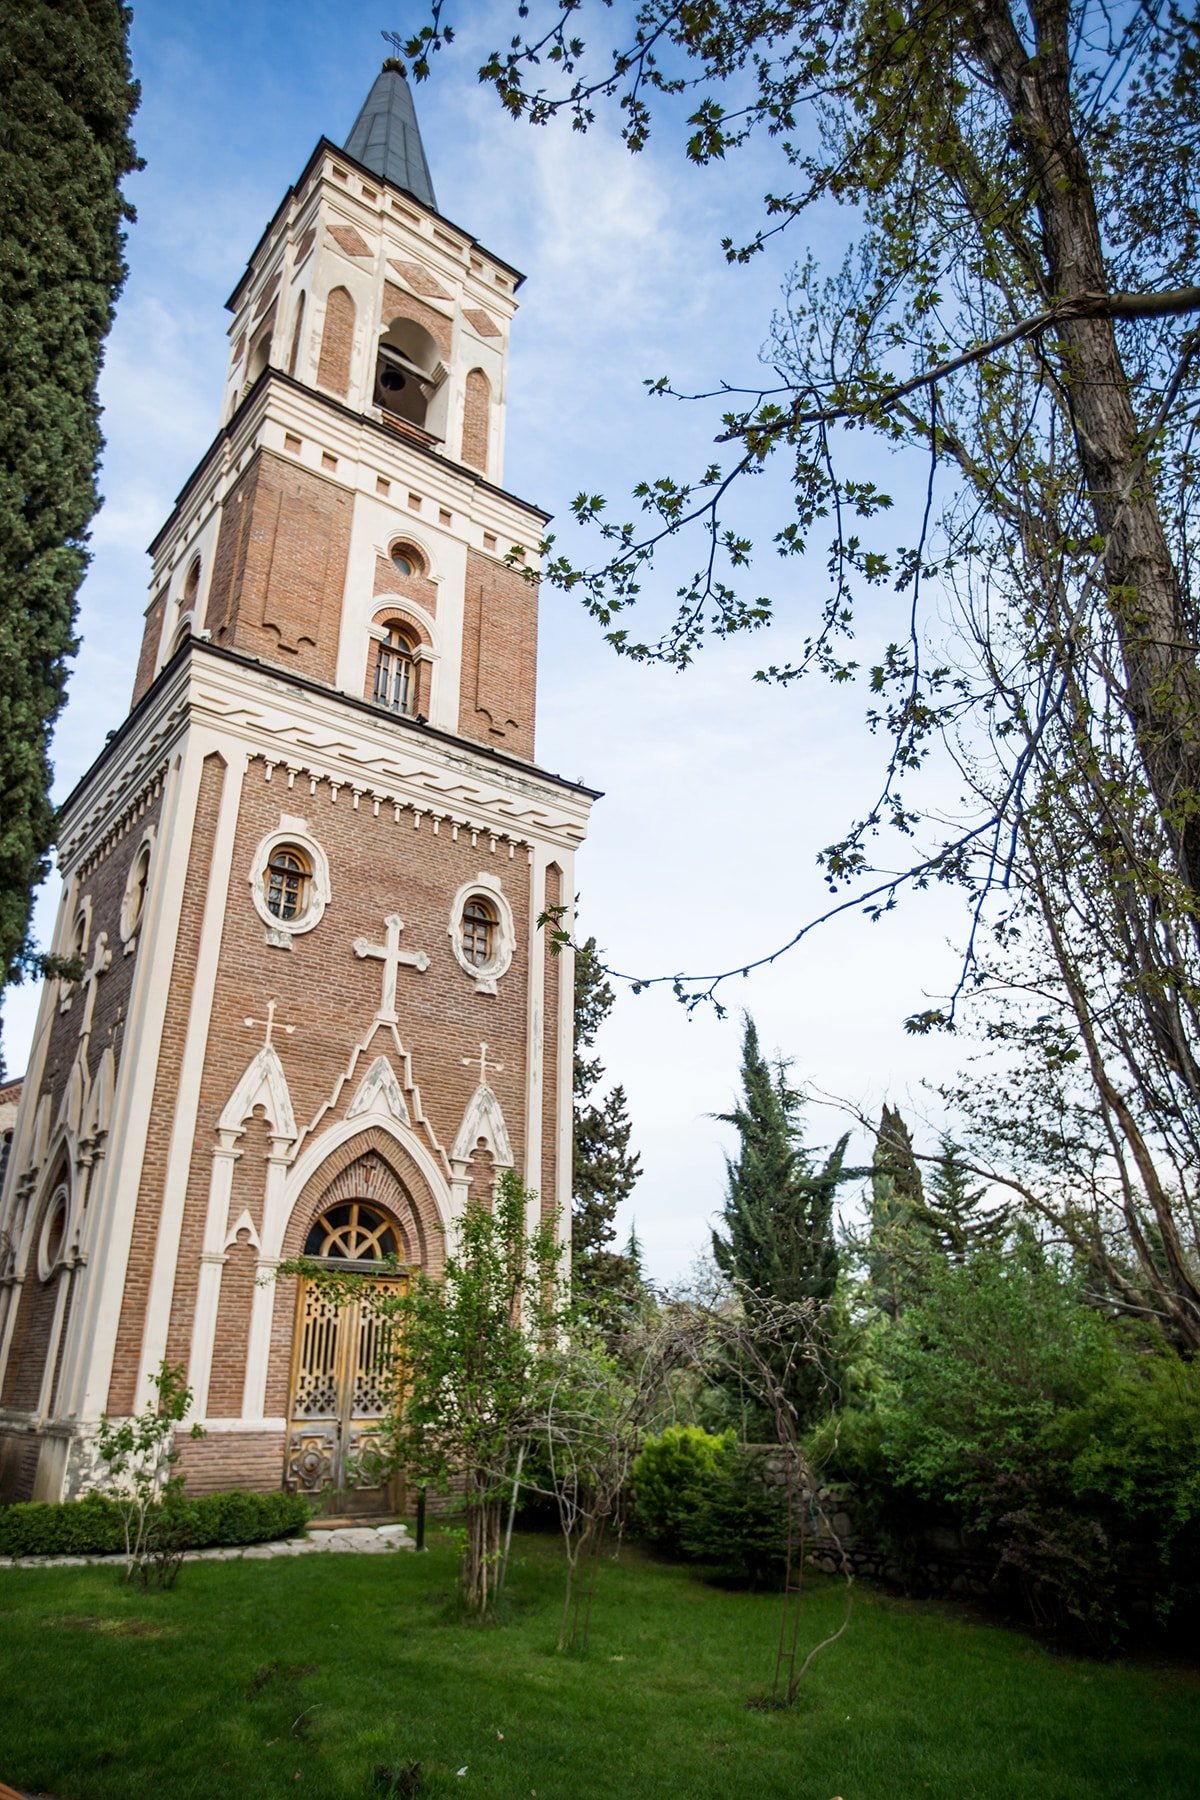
[3,1,974,1279]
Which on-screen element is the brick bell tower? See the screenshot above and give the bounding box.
[0,66,596,1506]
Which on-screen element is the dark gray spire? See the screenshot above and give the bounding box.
[344,63,437,211]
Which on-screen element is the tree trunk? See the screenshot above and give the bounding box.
[972,0,1200,895]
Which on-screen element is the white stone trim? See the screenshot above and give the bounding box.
[118,825,157,954]
[56,740,196,1422]
[554,863,577,1264]
[523,849,549,1244]
[448,871,515,995]
[36,1185,70,1284]
[451,1083,514,1183]
[248,816,331,947]
[124,739,244,1413]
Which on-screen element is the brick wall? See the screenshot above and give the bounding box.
[132,594,167,706]
[316,285,355,397]
[461,368,490,472]
[203,449,353,686]
[174,1429,286,1496]
[381,282,452,361]
[459,549,538,759]
[157,759,533,1449]
[108,753,228,1413]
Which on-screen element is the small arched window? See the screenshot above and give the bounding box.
[304,1201,399,1262]
[460,896,498,968]
[373,625,417,715]
[182,556,201,610]
[389,540,422,577]
[265,845,312,921]
[121,840,152,944]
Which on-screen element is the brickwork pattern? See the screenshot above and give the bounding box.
[328,224,372,260]
[316,285,355,398]
[458,549,538,758]
[381,281,452,361]
[387,259,452,301]
[0,1255,58,1409]
[0,1429,39,1502]
[461,368,490,472]
[203,450,353,686]
[153,761,531,1460]
[108,754,228,1412]
[132,595,167,705]
[173,1429,286,1496]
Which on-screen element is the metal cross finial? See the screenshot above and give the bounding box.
[461,1042,503,1087]
[243,997,296,1050]
[353,913,430,1023]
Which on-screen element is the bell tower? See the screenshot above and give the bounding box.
[0,67,596,1505]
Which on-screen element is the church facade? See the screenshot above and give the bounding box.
[0,68,595,1506]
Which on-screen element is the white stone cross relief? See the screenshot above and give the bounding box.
[243,997,296,1050]
[354,913,430,1023]
[76,931,112,1045]
[461,1042,503,1084]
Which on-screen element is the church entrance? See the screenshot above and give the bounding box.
[284,1201,407,1516]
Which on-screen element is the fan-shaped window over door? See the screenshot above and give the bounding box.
[304,1202,399,1262]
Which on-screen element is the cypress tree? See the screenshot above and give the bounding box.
[712,1016,846,1426]
[922,1136,1010,1262]
[868,1115,1009,1312]
[571,937,641,1311]
[868,1103,926,1317]
[0,1,139,1062]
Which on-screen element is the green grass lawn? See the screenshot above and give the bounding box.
[1,1530,1197,1800]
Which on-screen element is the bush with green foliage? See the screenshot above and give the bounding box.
[631,1424,732,1554]
[821,1240,1200,1641]
[0,1489,312,1559]
[632,1425,787,1587]
[678,1444,787,1588]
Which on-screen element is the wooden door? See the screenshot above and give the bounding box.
[285,1273,405,1515]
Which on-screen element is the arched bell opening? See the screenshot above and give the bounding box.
[374,318,447,440]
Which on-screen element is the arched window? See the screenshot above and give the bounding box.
[182,556,201,610]
[304,1201,398,1262]
[460,896,498,967]
[373,624,417,715]
[120,839,153,944]
[389,540,423,577]
[265,845,312,921]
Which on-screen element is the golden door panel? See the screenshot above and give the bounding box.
[285,1273,405,1514]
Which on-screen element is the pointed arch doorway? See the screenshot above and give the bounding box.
[285,1199,406,1517]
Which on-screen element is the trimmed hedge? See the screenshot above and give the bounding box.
[0,1489,313,1558]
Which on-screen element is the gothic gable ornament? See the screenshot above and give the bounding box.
[346,1054,410,1125]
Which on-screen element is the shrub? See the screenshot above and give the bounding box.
[0,1489,312,1559]
[679,1444,788,1588]
[631,1425,732,1553]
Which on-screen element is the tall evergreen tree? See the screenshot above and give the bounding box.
[712,1016,846,1426]
[0,1,139,1061]
[868,1104,926,1319]
[868,1115,1010,1313]
[923,1137,1010,1263]
[572,936,641,1310]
